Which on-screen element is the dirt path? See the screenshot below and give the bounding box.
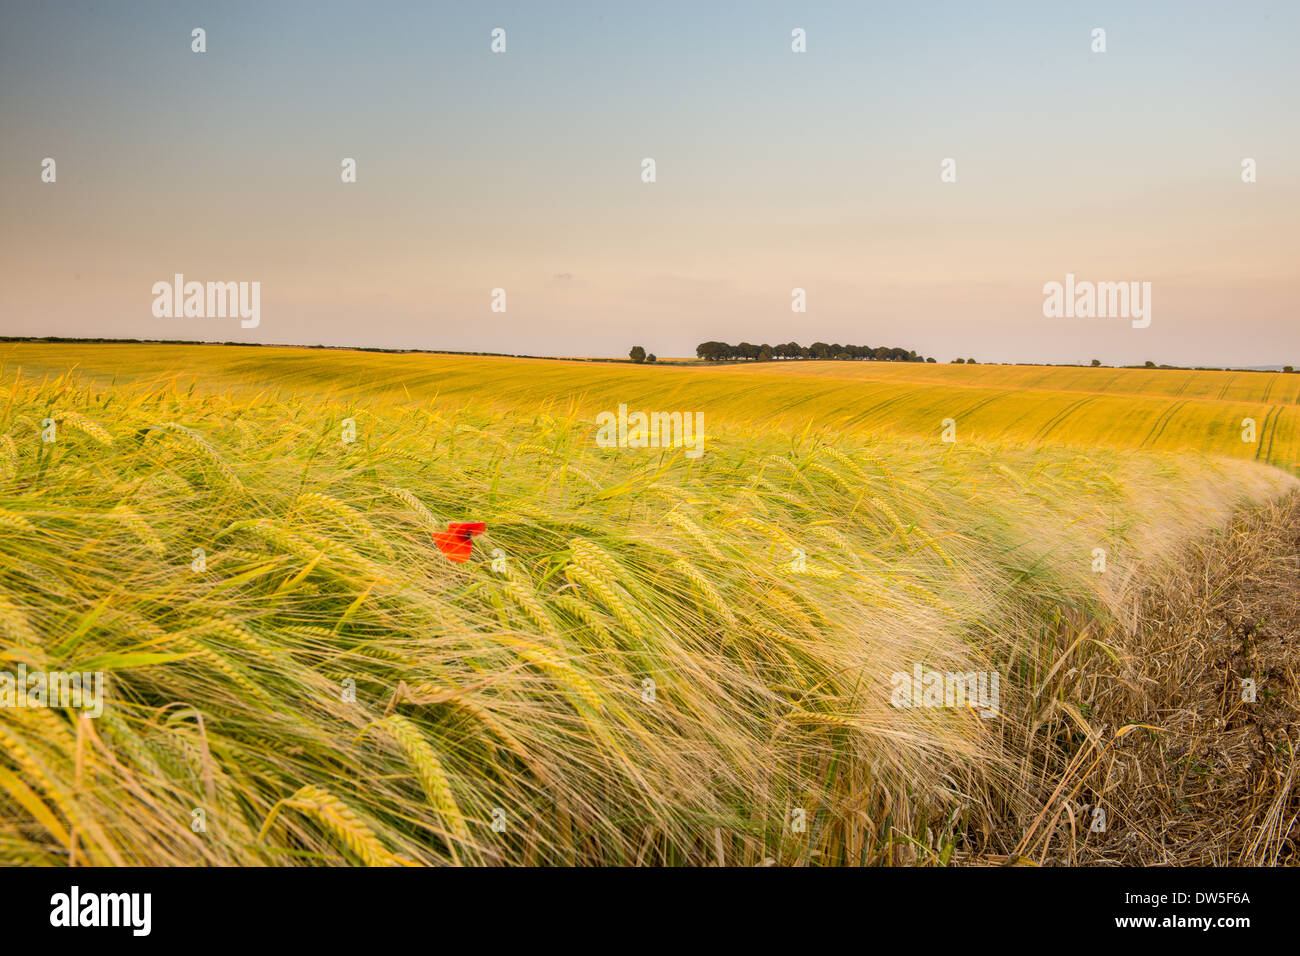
[1038,494,1300,865]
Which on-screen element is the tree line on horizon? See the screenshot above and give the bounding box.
[695,341,936,363]
[4,337,1294,373]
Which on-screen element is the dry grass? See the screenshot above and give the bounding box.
[1010,494,1300,865]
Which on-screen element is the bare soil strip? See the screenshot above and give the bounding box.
[1028,493,1300,865]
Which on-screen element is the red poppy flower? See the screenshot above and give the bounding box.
[432,522,486,563]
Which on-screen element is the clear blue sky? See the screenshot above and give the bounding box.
[2,1,1297,365]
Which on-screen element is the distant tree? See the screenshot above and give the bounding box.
[696,341,730,362]
[647,353,657,363]
[967,358,977,364]
[629,345,647,364]
[695,337,934,364]
[953,358,966,364]
[1091,358,1101,367]
[1285,365,1295,373]
[1144,360,1156,368]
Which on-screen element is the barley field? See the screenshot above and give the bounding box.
[9,344,1298,469]
[0,343,1296,865]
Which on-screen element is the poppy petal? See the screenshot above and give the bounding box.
[448,521,487,538]
[434,522,486,562]
[432,530,474,562]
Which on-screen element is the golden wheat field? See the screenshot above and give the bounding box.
[9,344,1298,469]
[0,342,1297,866]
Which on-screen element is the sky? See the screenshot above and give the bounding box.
[1,0,1297,366]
